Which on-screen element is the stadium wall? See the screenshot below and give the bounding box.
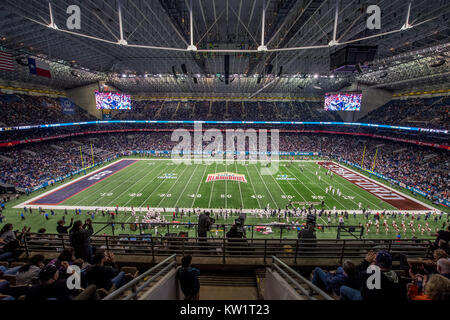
[66,83,102,119]
[337,84,392,122]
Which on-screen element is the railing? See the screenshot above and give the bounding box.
[92,221,365,239]
[21,233,432,264]
[271,256,334,300]
[103,254,177,300]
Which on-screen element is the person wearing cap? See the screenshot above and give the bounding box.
[25,264,78,301]
[362,250,405,300]
[340,250,406,300]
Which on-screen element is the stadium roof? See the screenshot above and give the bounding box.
[0,0,449,97]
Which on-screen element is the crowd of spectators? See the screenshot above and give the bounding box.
[361,96,449,130]
[0,93,94,127]
[0,220,136,300]
[310,248,450,300]
[0,131,448,201]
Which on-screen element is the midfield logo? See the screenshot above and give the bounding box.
[206,172,247,183]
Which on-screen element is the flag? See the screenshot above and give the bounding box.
[28,57,51,78]
[0,50,14,71]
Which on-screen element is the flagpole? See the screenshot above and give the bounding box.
[372,148,378,171]
[80,146,85,171]
[361,145,366,169]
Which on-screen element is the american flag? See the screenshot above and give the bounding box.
[0,50,14,71]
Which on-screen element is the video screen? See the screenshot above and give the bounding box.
[95,91,131,110]
[324,92,362,111]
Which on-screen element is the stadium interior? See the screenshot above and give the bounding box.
[0,0,449,304]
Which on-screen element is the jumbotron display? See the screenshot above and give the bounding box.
[95,91,131,110]
[324,92,362,111]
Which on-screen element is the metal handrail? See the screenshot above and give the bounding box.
[21,233,432,262]
[103,254,177,300]
[272,256,334,300]
[124,261,177,300]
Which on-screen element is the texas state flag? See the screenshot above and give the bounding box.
[28,57,51,78]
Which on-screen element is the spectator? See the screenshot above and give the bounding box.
[297,224,316,254]
[25,264,78,301]
[0,224,16,242]
[436,258,450,279]
[340,250,406,300]
[85,250,127,291]
[16,254,45,286]
[176,255,200,300]
[197,212,212,240]
[408,274,450,300]
[311,261,356,295]
[47,248,75,279]
[433,226,450,252]
[57,218,74,234]
[69,219,93,264]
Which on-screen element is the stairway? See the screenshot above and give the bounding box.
[198,273,260,300]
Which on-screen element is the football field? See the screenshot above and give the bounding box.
[5,158,447,239]
[21,158,430,212]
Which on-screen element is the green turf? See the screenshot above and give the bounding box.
[2,158,448,239]
[59,160,397,210]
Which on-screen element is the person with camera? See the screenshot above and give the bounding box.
[197,212,213,241]
[69,219,94,264]
[226,220,247,255]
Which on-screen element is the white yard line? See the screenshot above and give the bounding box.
[225,162,228,208]
[82,165,142,205]
[284,165,338,209]
[290,164,353,209]
[208,162,218,208]
[234,162,245,208]
[90,162,157,206]
[191,164,209,208]
[244,165,262,209]
[173,164,199,208]
[116,162,168,208]
[278,166,308,203]
[155,164,191,208]
[137,163,183,208]
[252,164,282,209]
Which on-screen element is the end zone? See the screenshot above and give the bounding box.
[318,162,432,211]
[16,159,137,207]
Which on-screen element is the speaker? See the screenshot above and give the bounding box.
[172,66,177,79]
[257,75,262,84]
[266,64,273,74]
[224,55,230,85]
[193,77,198,84]
[277,66,283,77]
[330,45,377,71]
[181,64,187,74]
